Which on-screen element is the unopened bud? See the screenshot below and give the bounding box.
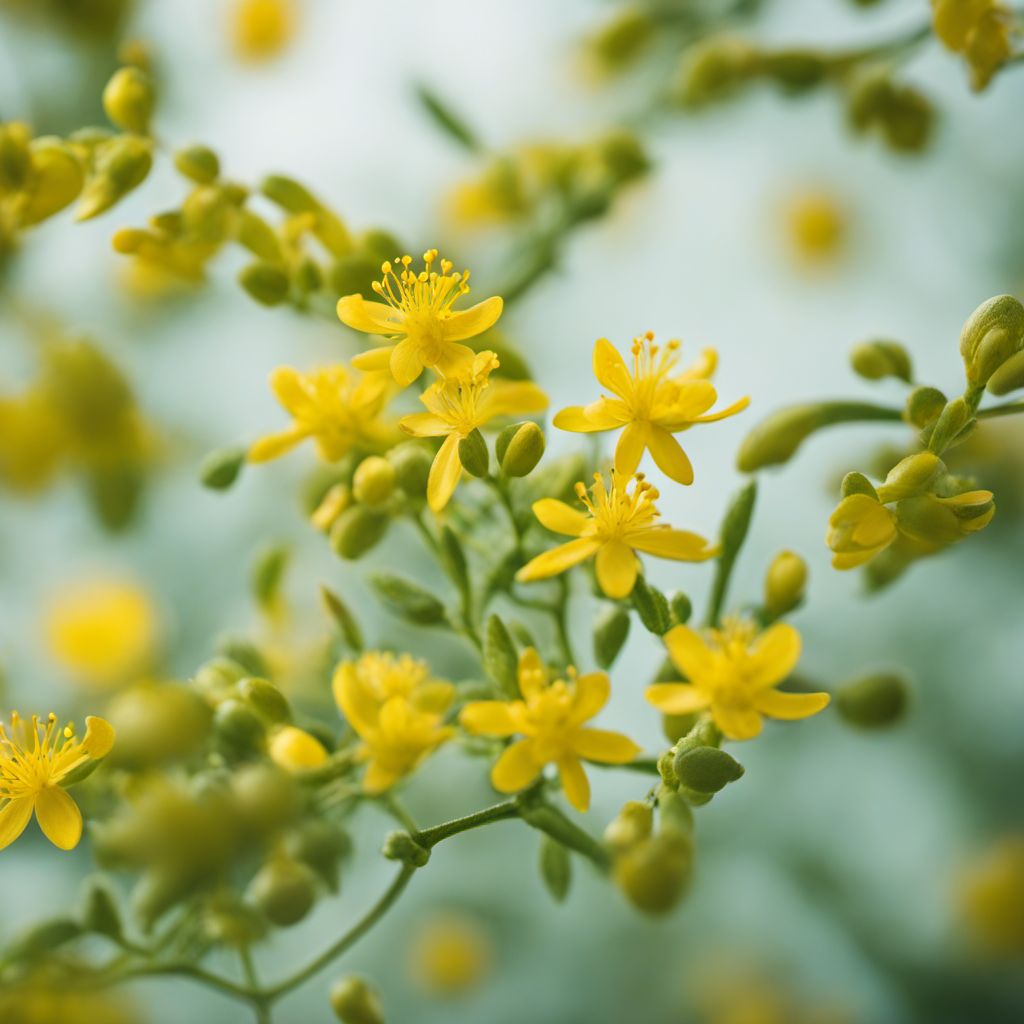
[387,442,432,499]
[330,976,385,1024]
[850,339,913,383]
[836,672,908,728]
[247,859,318,927]
[19,140,84,226]
[353,456,396,506]
[286,820,350,892]
[603,800,653,851]
[763,550,807,618]
[382,830,430,867]
[239,261,290,306]
[675,35,757,108]
[213,698,265,756]
[496,421,545,476]
[840,471,878,500]
[613,832,693,915]
[905,385,947,427]
[238,677,291,724]
[0,122,31,191]
[539,835,572,902]
[960,295,1024,385]
[330,505,389,560]
[173,144,220,184]
[927,397,972,453]
[876,452,944,502]
[269,725,329,772]
[200,446,246,490]
[673,746,744,794]
[593,605,630,669]
[987,348,1024,396]
[76,135,152,221]
[458,428,489,478]
[759,50,828,93]
[103,67,156,134]
[668,591,692,625]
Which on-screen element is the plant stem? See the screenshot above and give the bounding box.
[412,800,520,848]
[239,950,272,1024]
[978,400,1024,419]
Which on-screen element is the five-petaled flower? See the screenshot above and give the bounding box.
[645,620,829,741]
[553,334,748,485]
[333,652,455,793]
[0,712,115,851]
[249,363,395,464]
[460,648,640,812]
[516,470,717,599]
[337,249,503,387]
[399,350,548,511]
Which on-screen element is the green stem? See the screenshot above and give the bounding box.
[239,950,272,1024]
[412,800,520,848]
[978,400,1024,419]
[588,756,661,776]
[103,962,257,1004]
[516,798,611,871]
[553,576,577,668]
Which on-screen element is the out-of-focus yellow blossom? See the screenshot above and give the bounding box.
[45,578,158,688]
[460,648,640,812]
[409,911,493,996]
[958,835,1024,957]
[337,250,503,387]
[517,471,717,599]
[399,350,548,511]
[231,0,296,62]
[554,335,748,485]
[0,713,115,851]
[826,493,898,569]
[785,191,846,266]
[0,389,65,491]
[333,652,455,793]
[932,0,1014,91]
[0,973,141,1024]
[249,364,394,463]
[646,620,829,741]
[269,725,328,772]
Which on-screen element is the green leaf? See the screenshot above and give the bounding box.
[415,84,481,151]
[539,834,572,903]
[484,614,518,698]
[631,577,671,635]
[593,605,630,668]
[320,585,364,652]
[369,574,447,626]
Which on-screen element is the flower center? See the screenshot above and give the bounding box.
[576,471,661,541]
[625,333,681,421]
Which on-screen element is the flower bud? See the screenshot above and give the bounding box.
[850,339,913,383]
[239,261,290,306]
[382,830,430,867]
[213,697,266,757]
[840,471,878,500]
[603,800,653,851]
[658,789,694,835]
[539,835,572,903]
[631,576,671,635]
[232,763,300,833]
[960,295,1024,385]
[76,135,153,221]
[675,35,757,108]
[657,749,678,788]
[286,820,350,891]
[763,550,807,618]
[248,858,318,927]
[387,441,433,499]
[238,676,291,723]
[311,484,351,532]
[330,976,385,1024]
[103,67,156,134]
[108,683,211,768]
[736,404,829,471]
[613,832,693,915]
[986,348,1024,396]
[496,421,545,476]
[905,385,947,427]
[759,49,828,93]
[458,428,489,478]
[587,7,655,70]
[174,144,220,184]
[18,140,84,227]
[132,865,196,933]
[668,591,692,625]
[835,672,908,728]
[593,605,630,669]
[876,452,944,502]
[193,656,248,703]
[927,397,973,453]
[330,505,389,560]
[673,745,744,794]
[200,445,246,490]
[269,725,329,772]
[353,455,396,506]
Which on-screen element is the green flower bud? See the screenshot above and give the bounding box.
[247,859,319,927]
[539,835,572,903]
[237,208,283,262]
[193,656,249,703]
[200,445,246,490]
[631,576,671,635]
[603,800,653,851]
[905,385,947,427]
[387,441,433,499]
[352,455,396,506]
[675,35,757,108]
[286,820,351,892]
[657,789,694,835]
[850,339,913,383]
[876,452,945,502]
[927,397,973,454]
[80,879,122,941]
[330,253,379,299]
[252,541,290,611]
[239,261,290,306]
[330,976,386,1024]
[18,140,84,227]
[497,421,545,477]
[232,763,301,833]
[613,832,693,915]
[213,698,266,757]
[458,428,489,478]
[593,605,630,669]
[108,683,211,768]
[758,50,829,93]
[330,505,389,560]
[661,712,699,744]
[103,66,155,134]
[959,295,1024,386]
[369,574,447,626]
[668,591,692,625]
[673,746,744,794]
[237,677,291,724]
[835,672,908,728]
[588,7,655,69]
[203,893,268,947]
[382,830,430,867]
[763,550,807,618]
[76,135,153,221]
[215,636,269,678]
[986,348,1024,396]
[173,144,220,184]
[893,495,963,546]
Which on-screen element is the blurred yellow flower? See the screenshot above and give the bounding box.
[333,653,455,793]
[785,191,846,265]
[249,364,394,463]
[958,835,1024,957]
[399,350,548,511]
[0,713,115,851]
[409,911,493,996]
[269,725,328,772]
[646,620,829,741]
[827,493,898,569]
[460,648,640,811]
[0,389,65,492]
[231,0,296,62]
[932,0,1013,91]
[337,249,503,387]
[46,578,158,688]
[554,335,748,484]
[517,470,717,599]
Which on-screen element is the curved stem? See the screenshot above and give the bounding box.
[412,800,520,848]
[978,400,1024,419]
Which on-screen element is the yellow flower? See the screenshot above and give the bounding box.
[409,911,493,996]
[958,835,1024,957]
[337,249,503,387]
[460,648,641,812]
[553,334,748,485]
[932,0,1013,91]
[0,389,65,492]
[249,364,394,464]
[399,350,548,511]
[516,470,716,599]
[231,0,296,62]
[268,725,328,772]
[646,620,829,741]
[826,493,899,569]
[333,653,455,793]
[0,713,115,851]
[45,578,158,688]
[785,190,846,265]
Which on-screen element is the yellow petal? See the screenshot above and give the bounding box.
[691,394,750,423]
[593,338,630,396]
[516,538,600,583]
[746,623,802,689]
[427,432,463,512]
[645,682,711,714]
[81,716,115,759]
[557,757,591,812]
[34,786,83,850]
[532,498,589,538]
[712,703,763,741]
[337,295,405,335]
[678,347,717,380]
[614,422,648,477]
[646,427,694,485]
[444,296,503,341]
[351,346,395,372]
[572,728,641,764]
[627,527,716,561]
[460,701,518,737]
[663,625,715,680]
[333,663,379,736]
[363,757,401,794]
[491,739,542,793]
[517,648,546,699]
[400,412,451,438]
[479,381,548,420]
[594,541,638,599]
[410,681,456,714]
[248,427,309,463]
[831,549,875,570]
[752,688,830,721]
[267,366,309,414]
[0,796,34,851]
[269,726,328,771]
[390,338,425,387]
[553,406,608,433]
[568,672,610,724]
[656,380,717,426]
[432,342,476,377]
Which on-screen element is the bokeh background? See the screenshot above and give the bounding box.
[2,0,1023,1021]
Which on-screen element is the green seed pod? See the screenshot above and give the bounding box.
[850,339,913,383]
[80,879,122,941]
[497,421,545,477]
[76,134,152,221]
[987,348,1024,396]
[352,455,396,506]
[613,832,693,915]
[876,452,945,502]
[239,261,291,306]
[330,976,386,1024]
[593,605,630,669]
[103,66,155,134]
[213,698,266,757]
[763,550,807,618]
[539,835,572,903]
[905,385,947,427]
[603,800,653,851]
[381,830,430,867]
[673,746,745,794]
[668,591,692,626]
[237,677,291,724]
[247,859,319,928]
[330,505,389,560]
[959,295,1024,386]
[173,144,220,184]
[387,441,433,499]
[836,673,908,728]
[458,428,489,478]
[370,574,447,626]
[18,139,84,226]
[200,446,246,490]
